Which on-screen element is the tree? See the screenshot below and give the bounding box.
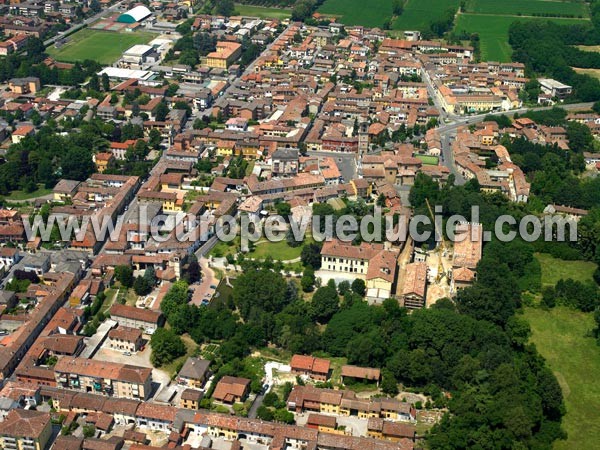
[153,101,169,122]
[61,146,95,181]
[301,243,322,269]
[233,269,288,320]
[275,201,291,217]
[134,276,152,296]
[149,128,162,149]
[150,328,186,367]
[301,267,315,292]
[351,279,366,296]
[102,73,110,92]
[115,265,133,288]
[215,0,235,16]
[380,369,399,396]
[291,0,315,21]
[311,285,339,323]
[144,267,157,286]
[88,73,100,92]
[82,425,96,438]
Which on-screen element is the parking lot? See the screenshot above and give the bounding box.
[93,344,171,397]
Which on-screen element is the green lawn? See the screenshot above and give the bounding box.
[318,0,394,28]
[416,155,439,165]
[246,238,309,261]
[454,14,589,61]
[4,187,52,201]
[535,253,597,287]
[393,0,460,31]
[465,0,588,18]
[234,4,292,19]
[47,29,157,64]
[523,307,600,449]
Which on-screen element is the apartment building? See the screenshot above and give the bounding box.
[0,410,52,450]
[206,41,242,69]
[54,357,152,400]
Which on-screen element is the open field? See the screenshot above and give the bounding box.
[535,253,597,287]
[454,14,589,61]
[573,67,600,79]
[318,0,393,28]
[524,307,600,449]
[47,29,157,64]
[4,187,51,201]
[577,45,600,52]
[465,0,588,18]
[234,4,292,19]
[393,0,460,31]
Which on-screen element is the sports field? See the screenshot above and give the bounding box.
[47,29,157,64]
[317,0,393,28]
[465,0,588,18]
[524,307,600,450]
[393,0,460,31]
[234,4,292,19]
[454,14,589,61]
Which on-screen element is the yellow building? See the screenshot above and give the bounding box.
[206,41,242,69]
[180,388,203,410]
[0,410,52,450]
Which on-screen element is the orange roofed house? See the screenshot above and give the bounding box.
[290,354,331,381]
[212,376,250,404]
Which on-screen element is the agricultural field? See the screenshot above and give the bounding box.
[47,29,157,64]
[464,0,588,18]
[317,0,394,28]
[393,0,460,31]
[454,14,588,61]
[234,3,292,19]
[573,67,600,79]
[524,307,600,450]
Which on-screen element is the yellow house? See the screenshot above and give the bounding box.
[180,388,203,410]
[217,139,236,156]
[0,410,52,450]
[94,152,114,174]
[206,41,242,69]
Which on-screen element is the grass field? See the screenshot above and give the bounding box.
[465,0,588,18]
[318,0,393,28]
[393,0,460,31]
[416,155,439,165]
[4,187,51,201]
[535,253,597,287]
[524,307,600,449]
[454,14,589,61]
[234,4,292,19]
[47,29,156,64]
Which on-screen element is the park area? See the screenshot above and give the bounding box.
[234,3,291,19]
[524,307,600,449]
[47,29,157,64]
